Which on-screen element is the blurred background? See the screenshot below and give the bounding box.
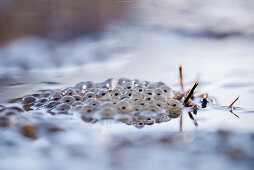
[0,0,130,42]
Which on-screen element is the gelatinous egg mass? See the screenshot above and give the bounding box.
[1,78,183,129]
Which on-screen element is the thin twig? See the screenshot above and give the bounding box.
[179,65,184,132]
[228,96,240,118]
[183,82,199,106]
[179,65,184,91]
[228,96,240,108]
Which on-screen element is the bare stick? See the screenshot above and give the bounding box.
[183,82,199,106]
[228,96,240,118]
[179,65,184,91]
[179,65,184,132]
[228,96,240,108]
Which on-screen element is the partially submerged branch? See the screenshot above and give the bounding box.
[183,82,199,106]
[178,65,184,133]
[228,96,240,118]
[179,65,184,132]
[178,65,199,132]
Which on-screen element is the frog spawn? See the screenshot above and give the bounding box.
[11,78,182,129]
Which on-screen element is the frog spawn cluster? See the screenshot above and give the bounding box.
[18,78,183,128]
